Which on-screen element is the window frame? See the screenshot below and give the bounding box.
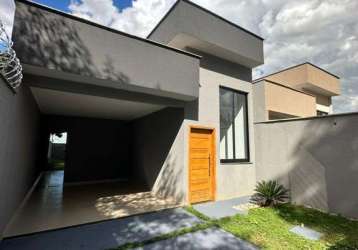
[219,86,250,163]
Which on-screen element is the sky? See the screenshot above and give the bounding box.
[50,132,67,144]
[1,0,357,113]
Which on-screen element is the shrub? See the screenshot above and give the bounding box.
[251,180,289,207]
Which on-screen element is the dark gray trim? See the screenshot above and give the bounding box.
[14,0,201,60]
[253,62,340,82]
[255,111,358,124]
[219,86,250,163]
[221,161,253,165]
[221,158,251,164]
[147,0,264,41]
[146,0,181,39]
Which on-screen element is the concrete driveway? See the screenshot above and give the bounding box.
[135,228,258,250]
[0,208,201,250]
[0,207,258,250]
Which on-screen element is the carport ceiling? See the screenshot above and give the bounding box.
[31,87,165,120]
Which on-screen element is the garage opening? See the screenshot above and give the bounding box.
[43,132,67,188]
[48,132,67,171]
[4,87,186,237]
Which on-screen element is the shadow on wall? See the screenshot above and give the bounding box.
[186,47,252,82]
[130,108,185,203]
[0,83,41,236]
[152,148,185,203]
[256,115,358,219]
[289,117,358,218]
[13,4,129,84]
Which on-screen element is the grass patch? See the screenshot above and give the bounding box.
[110,204,358,250]
[218,204,358,250]
[184,206,211,221]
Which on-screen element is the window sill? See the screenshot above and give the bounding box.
[220,161,253,165]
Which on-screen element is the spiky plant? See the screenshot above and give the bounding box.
[250,180,290,207]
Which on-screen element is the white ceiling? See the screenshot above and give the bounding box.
[30,87,165,120]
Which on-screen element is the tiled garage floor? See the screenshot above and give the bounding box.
[4,171,180,237]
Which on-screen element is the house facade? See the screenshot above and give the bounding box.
[253,63,341,121]
[0,0,264,237]
[3,0,357,241]
[147,0,264,203]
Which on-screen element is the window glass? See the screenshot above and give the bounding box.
[220,87,249,162]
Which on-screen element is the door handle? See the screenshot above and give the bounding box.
[208,153,211,176]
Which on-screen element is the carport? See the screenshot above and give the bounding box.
[2,0,200,237]
[4,88,185,237]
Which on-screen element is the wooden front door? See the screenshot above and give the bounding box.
[189,127,216,204]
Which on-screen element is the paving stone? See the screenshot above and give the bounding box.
[290,226,322,241]
[135,227,259,250]
[193,196,251,219]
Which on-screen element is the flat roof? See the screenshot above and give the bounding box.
[147,0,264,41]
[15,0,201,60]
[255,79,315,97]
[253,62,340,82]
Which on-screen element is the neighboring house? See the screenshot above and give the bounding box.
[1,0,357,241]
[253,63,341,121]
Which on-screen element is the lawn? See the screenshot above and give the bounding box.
[48,159,65,170]
[114,204,358,250]
[217,204,358,249]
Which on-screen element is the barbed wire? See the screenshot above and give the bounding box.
[0,20,23,90]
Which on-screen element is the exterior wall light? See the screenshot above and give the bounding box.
[0,20,23,90]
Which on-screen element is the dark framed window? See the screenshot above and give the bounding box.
[219,86,250,163]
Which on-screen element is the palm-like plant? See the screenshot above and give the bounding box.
[250,180,290,207]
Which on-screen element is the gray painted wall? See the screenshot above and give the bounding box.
[42,115,131,183]
[13,1,200,101]
[194,50,252,83]
[173,51,257,201]
[130,108,185,199]
[255,114,358,219]
[0,80,40,238]
[148,0,264,67]
[200,72,256,200]
[253,81,267,122]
